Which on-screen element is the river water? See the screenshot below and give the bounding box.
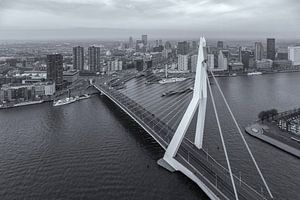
[0,73,299,200]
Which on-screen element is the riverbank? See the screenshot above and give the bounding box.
[245,123,300,158]
[208,69,300,78]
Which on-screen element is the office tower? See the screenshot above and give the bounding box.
[136,40,144,52]
[267,38,276,60]
[165,41,172,49]
[277,49,288,60]
[88,46,101,72]
[158,39,163,46]
[178,54,189,71]
[217,41,224,49]
[255,42,264,61]
[207,54,215,70]
[107,59,123,71]
[135,59,144,71]
[47,54,63,90]
[218,51,228,70]
[155,40,159,47]
[129,36,134,49]
[142,35,148,46]
[288,46,300,66]
[192,41,198,50]
[177,41,189,55]
[241,50,255,68]
[73,46,84,71]
[238,47,242,62]
[191,55,198,72]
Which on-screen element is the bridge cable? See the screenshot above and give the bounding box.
[207,76,240,200]
[210,70,274,199]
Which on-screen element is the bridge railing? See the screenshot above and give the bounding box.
[180,139,270,200]
[95,81,174,146]
[94,81,270,200]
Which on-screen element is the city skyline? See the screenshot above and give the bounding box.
[0,0,300,40]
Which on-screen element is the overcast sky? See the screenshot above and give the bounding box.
[0,0,299,39]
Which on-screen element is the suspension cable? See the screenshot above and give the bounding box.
[207,76,239,200]
[210,70,273,199]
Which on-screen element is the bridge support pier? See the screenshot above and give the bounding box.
[157,158,175,172]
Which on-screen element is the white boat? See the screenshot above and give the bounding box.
[14,100,44,107]
[159,77,187,84]
[53,97,78,107]
[247,72,263,76]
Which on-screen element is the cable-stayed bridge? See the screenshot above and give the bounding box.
[92,38,274,200]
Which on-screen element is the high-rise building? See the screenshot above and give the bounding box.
[158,39,163,46]
[267,38,276,60]
[129,36,134,49]
[88,46,101,72]
[178,54,189,71]
[191,55,198,73]
[218,51,228,70]
[165,41,172,49]
[241,50,255,68]
[135,59,144,71]
[142,35,148,46]
[107,59,123,71]
[207,54,215,70]
[177,41,189,55]
[136,40,144,52]
[288,46,300,66]
[47,54,63,90]
[192,41,198,50]
[73,46,84,71]
[217,41,224,49]
[238,47,242,62]
[255,42,264,61]
[277,49,288,60]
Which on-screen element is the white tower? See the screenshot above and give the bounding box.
[159,37,208,168]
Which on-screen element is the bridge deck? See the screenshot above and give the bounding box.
[93,80,270,200]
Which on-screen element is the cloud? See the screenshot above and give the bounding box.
[0,0,299,38]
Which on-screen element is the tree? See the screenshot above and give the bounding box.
[258,111,266,122]
[270,109,278,120]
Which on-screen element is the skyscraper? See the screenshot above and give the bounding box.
[129,36,134,49]
[158,39,163,46]
[165,41,172,49]
[241,50,255,68]
[192,41,198,50]
[88,46,101,72]
[73,46,84,71]
[177,41,189,55]
[217,41,224,49]
[207,54,215,70]
[191,55,198,72]
[47,54,63,90]
[255,42,264,61]
[142,35,147,46]
[267,38,276,60]
[178,54,189,71]
[218,51,228,70]
[288,46,300,66]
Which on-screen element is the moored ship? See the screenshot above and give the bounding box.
[53,97,78,107]
[247,72,263,76]
[159,77,187,84]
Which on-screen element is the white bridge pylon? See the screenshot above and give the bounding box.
[165,37,208,159]
[158,37,273,200]
[158,37,221,200]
